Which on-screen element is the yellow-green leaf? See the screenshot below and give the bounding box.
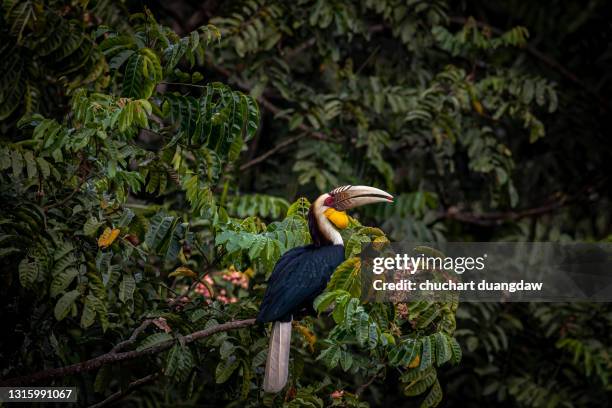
[98,227,120,248]
[169,266,197,279]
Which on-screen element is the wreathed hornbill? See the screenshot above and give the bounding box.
[256,185,393,393]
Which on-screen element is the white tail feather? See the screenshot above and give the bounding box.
[263,321,292,393]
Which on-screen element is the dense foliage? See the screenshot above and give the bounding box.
[1,0,611,407]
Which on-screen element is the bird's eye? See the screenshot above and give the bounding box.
[323,196,335,207]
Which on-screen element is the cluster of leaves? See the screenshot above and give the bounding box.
[0,0,108,125]
[214,199,312,276]
[304,224,461,407]
[225,193,290,220]
[445,302,612,407]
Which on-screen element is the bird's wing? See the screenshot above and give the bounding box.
[257,245,345,322]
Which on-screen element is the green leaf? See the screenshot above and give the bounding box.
[317,344,341,369]
[190,309,207,323]
[165,344,195,382]
[54,290,80,321]
[420,379,442,407]
[23,150,37,178]
[123,53,144,98]
[88,292,109,332]
[247,235,266,260]
[344,233,371,258]
[19,258,38,288]
[117,208,135,228]
[7,2,36,41]
[11,150,23,177]
[434,333,452,366]
[355,313,369,347]
[215,358,240,384]
[339,350,353,371]
[368,321,379,349]
[50,267,79,297]
[83,217,104,236]
[402,339,420,366]
[0,247,21,258]
[109,49,135,69]
[240,360,252,400]
[419,336,433,371]
[94,365,113,394]
[137,332,173,351]
[119,273,136,303]
[449,336,462,365]
[286,197,311,219]
[220,340,234,359]
[144,213,176,250]
[326,257,361,298]
[251,349,267,368]
[404,368,437,397]
[81,293,98,328]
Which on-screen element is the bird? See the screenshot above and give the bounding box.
[256,185,393,393]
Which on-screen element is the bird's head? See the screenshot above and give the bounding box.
[311,185,393,241]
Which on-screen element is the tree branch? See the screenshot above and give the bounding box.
[355,373,378,396]
[110,319,153,354]
[441,198,566,226]
[87,373,159,408]
[0,318,257,386]
[440,178,605,226]
[239,132,307,170]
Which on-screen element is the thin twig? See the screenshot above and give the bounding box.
[0,318,257,386]
[110,320,153,354]
[355,373,378,396]
[87,373,159,408]
[355,45,381,76]
[43,160,90,211]
[283,38,316,60]
[239,133,307,170]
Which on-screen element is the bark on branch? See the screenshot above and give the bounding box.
[441,199,566,226]
[0,318,257,386]
[440,179,604,226]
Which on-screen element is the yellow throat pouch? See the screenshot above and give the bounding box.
[324,208,349,229]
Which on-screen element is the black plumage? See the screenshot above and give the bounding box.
[256,244,345,323]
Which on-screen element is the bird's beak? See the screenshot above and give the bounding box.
[331,185,394,211]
